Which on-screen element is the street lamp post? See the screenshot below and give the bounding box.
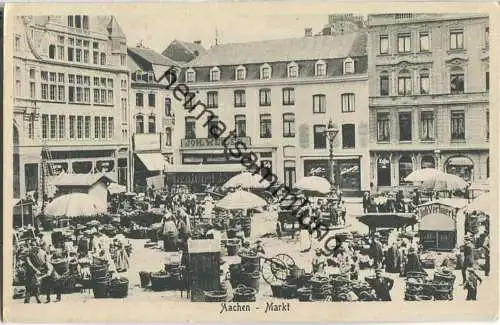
[324,120,339,194]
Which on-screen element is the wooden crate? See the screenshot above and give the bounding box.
[188,239,221,302]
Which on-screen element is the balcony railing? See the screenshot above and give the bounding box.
[181,136,251,149]
[370,92,488,107]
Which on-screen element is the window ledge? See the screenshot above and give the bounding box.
[283,103,295,106]
[447,49,466,55]
[450,139,466,143]
[417,51,432,54]
[377,141,390,144]
[341,111,356,113]
[313,111,326,114]
[399,140,412,144]
[420,139,435,143]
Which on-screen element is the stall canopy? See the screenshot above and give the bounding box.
[419,213,455,231]
[357,213,418,229]
[136,153,169,171]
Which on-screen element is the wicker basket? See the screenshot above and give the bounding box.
[233,285,257,302]
[52,258,69,276]
[109,277,129,298]
[150,272,171,291]
[90,265,108,279]
[204,290,227,302]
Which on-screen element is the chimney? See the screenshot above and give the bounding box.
[305,27,313,37]
[194,40,202,45]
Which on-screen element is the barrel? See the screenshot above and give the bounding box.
[270,284,283,298]
[240,253,260,273]
[229,264,241,288]
[139,271,151,288]
[204,290,227,302]
[93,280,109,299]
[232,285,257,302]
[240,271,260,292]
[108,278,129,299]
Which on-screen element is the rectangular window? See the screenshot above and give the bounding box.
[398,33,411,53]
[30,82,36,99]
[377,112,390,142]
[101,89,106,104]
[77,116,83,139]
[84,116,91,139]
[260,114,272,138]
[94,117,100,139]
[185,118,196,139]
[450,73,464,94]
[341,93,355,113]
[69,115,76,139]
[398,76,412,95]
[236,68,245,80]
[164,97,171,116]
[234,90,246,108]
[380,75,389,96]
[313,94,326,113]
[57,46,64,60]
[76,87,83,102]
[451,111,465,140]
[148,93,156,107]
[50,115,57,139]
[83,50,89,63]
[419,32,430,51]
[93,52,98,64]
[68,16,73,27]
[485,26,489,48]
[380,35,389,54]
[58,115,65,139]
[207,91,218,108]
[342,124,356,149]
[120,55,126,66]
[107,90,113,104]
[420,111,434,141]
[41,84,48,100]
[235,115,246,137]
[450,30,464,50]
[420,74,430,94]
[486,71,489,91]
[486,110,489,140]
[101,117,107,139]
[259,89,271,106]
[399,112,412,141]
[282,88,295,106]
[121,99,128,121]
[282,113,295,138]
[108,117,114,138]
[93,89,100,104]
[41,114,49,139]
[84,88,90,103]
[313,125,326,149]
[68,86,75,102]
[210,69,220,81]
[75,49,82,62]
[261,67,270,80]
[68,47,74,62]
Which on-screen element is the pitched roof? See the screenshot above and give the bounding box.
[52,173,116,187]
[161,40,206,63]
[128,46,180,67]
[189,32,367,67]
[106,16,126,39]
[178,40,206,55]
[127,54,142,72]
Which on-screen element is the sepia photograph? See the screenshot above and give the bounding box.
[2,2,498,322]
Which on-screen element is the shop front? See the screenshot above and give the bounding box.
[303,157,361,195]
[417,198,468,251]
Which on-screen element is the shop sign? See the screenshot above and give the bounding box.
[377,157,390,168]
[181,136,251,149]
[418,203,456,219]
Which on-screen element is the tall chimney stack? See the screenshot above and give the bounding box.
[305,27,313,37]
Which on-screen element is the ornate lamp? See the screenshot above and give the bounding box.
[324,119,339,193]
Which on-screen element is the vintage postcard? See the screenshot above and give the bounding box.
[2,1,499,322]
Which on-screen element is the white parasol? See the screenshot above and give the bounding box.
[404,168,467,191]
[108,183,127,195]
[464,192,493,215]
[216,189,267,210]
[222,171,270,189]
[295,176,331,194]
[44,193,105,217]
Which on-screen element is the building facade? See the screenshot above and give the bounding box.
[12,15,131,200]
[127,45,179,192]
[173,29,371,195]
[367,13,490,192]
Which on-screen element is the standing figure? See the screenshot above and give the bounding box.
[23,240,44,304]
[371,268,394,301]
[464,268,482,300]
[311,248,326,274]
[462,234,475,284]
[362,192,371,213]
[370,234,384,269]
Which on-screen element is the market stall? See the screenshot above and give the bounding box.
[416,198,468,251]
[187,238,221,302]
[357,213,418,235]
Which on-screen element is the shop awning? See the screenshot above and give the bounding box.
[357,213,419,228]
[166,164,245,173]
[420,213,455,231]
[136,153,169,171]
[447,157,473,166]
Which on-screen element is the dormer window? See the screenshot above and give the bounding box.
[186,68,195,83]
[287,62,298,78]
[235,66,246,80]
[210,67,220,82]
[315,60,326,77]
[260,64,271,80]
[343,58,354,74]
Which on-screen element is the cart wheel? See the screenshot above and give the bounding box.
[274,253,295,269]
[262,258,287,285]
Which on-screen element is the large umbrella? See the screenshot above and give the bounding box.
[44,193,104,217]
[464,192,493,215]
[404,168,467,191]
[295,176,331,194]
[216,190,267,210]
[108,183,126,195]
[222,171,270,189]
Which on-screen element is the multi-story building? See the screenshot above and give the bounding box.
[172,26,371,195]
[367,13,490,192]
[127,45,179,192]
[12,15,130,200]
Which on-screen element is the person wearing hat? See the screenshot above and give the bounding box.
[370,234,384,269]
[464,267,482,300]
[371,268,394,301]
[312,248,326,274]
[239,240,251,255]
[252,240,265,256]
[462,234,475,284]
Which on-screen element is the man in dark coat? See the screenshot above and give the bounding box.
[372,268,394,301]
[462,234,475,284]
[370,235,384,269]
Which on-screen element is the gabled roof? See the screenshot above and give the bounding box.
[106,16,126,39]
[189,32,367,67]
[161,40,206,63]
[128,47,179,67]
[52,173,116,187]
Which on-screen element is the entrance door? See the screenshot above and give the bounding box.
[377,157,391,186]
[284,166,296,189]
[437,231,455,250]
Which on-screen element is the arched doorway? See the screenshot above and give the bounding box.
[13,123,20,198]
[445,156,474,182]
[377,156,391,186]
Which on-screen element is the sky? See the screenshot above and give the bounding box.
[116,8,329,53]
